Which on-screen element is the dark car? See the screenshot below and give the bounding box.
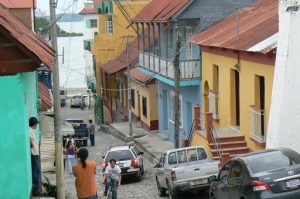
[102,144,144,181]
[209,148,300,199]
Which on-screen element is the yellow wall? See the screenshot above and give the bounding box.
[91,1,149,94]
[198,51,274,151]
[131,80,158,127]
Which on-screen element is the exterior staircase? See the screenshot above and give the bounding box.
[209,127,250,160]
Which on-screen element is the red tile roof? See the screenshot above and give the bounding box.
[79,8,97,14]
[189,0,278,53]
[38,81,52,109]
[102,26,155,74]
[0,4,55,68]
[1,0,35,9]
[125,67,153,83]
[132,0,190,23]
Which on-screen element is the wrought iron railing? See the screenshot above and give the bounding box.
[249,105,266,143]
[208,91,219,120]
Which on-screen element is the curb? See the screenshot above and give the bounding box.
[100,125,159,164]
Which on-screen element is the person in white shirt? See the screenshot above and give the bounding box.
[103,159,121,199]
[29,117,41,196]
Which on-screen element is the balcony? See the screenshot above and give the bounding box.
[208,91,219,120]
[249,106,266,143]
[138,51,200,80]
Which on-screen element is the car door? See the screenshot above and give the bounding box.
[156,153,166,187]
[227,161,244,198]
[213,162,232,199]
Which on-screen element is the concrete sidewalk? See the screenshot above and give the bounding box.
[101,122,174,163]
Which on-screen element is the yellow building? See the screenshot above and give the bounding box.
[91,0,149,96]
[189,0,278,158]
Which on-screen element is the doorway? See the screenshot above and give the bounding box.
[163,90,168,130]
[231,69,240,126]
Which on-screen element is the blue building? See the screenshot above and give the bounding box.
[132,0,255,146]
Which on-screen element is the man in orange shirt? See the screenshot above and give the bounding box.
[73,148,98,199]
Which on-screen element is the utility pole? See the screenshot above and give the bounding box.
[125,36,133,137]
[174,35,181,148]
[49,0,65,198]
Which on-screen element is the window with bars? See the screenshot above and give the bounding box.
[106,16,113,33]
[142,97,147,118]
[90,19,97,28]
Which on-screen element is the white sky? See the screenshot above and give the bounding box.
[36,0,84,15]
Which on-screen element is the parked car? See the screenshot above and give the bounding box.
[154,146,219,199]
[102,144,144,181]
[60,89,66,107]
[70,94,85,108]
[64,118,88,147]
[208,148,300,199]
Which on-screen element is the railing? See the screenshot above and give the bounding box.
[249,106,266,143]
[138,51,200,80]
[208,91,219,119]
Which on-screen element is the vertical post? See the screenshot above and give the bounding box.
[165,23,169,76]
[126,36,133,137]
[49,0,65,198]
[205,112,213,143]
[142,23,145,67]
[158,23,161,72]
[137,23,140,52]
[152,23,156,71]
[148,23,151,70]
[174,35,181,148]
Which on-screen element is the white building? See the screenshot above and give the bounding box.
[79,0,98,90]
[267,0,300,152]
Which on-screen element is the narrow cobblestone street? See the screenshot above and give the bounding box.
[44,103,208,199]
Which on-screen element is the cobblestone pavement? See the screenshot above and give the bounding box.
[44,103,208,199]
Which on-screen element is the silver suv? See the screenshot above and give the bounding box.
[102,144,144,181]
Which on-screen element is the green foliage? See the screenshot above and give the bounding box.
[42,175,57,197]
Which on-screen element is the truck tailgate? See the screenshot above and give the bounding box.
[174,161,219,183]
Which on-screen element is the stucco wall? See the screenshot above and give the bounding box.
[0,75,32,199]
[201,51,274,151]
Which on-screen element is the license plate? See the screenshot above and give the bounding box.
[192,179,208,185]
[118,163,124,167]
[286,179,300,189]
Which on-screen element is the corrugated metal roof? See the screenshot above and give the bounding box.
[38,81,52,109]
[0,4,55,68]
[189,0,278,53]
[132,0,190,23]
[1,0,35,9]
[125,67,153,83]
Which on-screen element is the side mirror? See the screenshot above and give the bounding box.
[208,175,217,183]
[102,155,105,159]
[138,151,144,155]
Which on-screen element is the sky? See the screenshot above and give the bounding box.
[36,0,84,15]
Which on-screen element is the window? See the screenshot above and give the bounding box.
[186,26,193,59]
[142,97,147,117]
[197,148,207,160]
[187,149,197,162]
[90,19,97,28]
[177,150,187,164]
[219,163,231,180]
[105,150,133,162]
[230,163,242,178]
[170,91,182,126]
[106,15,113,33]
[131,89,135,108]
[168,152,177,165]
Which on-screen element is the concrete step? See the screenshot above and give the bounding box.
[209,141,247,149]
[217,135,245,143]
[157,131,169,141]
[212,153,245,160]
[210,147,250,157]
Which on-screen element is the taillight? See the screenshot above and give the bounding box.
[252,180,270,192]
[102,162,108,168]
[171,171,176,181]
[131,159,139,167]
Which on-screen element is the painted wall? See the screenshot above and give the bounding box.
[92,1,149,94]
[267,1,300,151]
[131,80,158,130]
[200,51,274,151]
[157,80,200,146]
[82,14,98,40]
[0,75,32,199]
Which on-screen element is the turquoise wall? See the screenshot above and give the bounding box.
[0,75,33,199]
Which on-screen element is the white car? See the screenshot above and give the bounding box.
[70,94,85,108]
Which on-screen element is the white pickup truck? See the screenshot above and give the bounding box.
[154,146,219,199]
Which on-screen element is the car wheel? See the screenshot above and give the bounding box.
[136,169,142,181]
[141,164,144,175]
[209,193,216,199]
[83,140,87,147]
[156,179,166,197]
[168,182,178,199]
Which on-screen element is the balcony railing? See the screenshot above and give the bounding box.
[208,91,219,119]
[249,105,266,143]
[138,51,200,80]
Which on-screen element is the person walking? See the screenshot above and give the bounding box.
[103,159,121,199]
[29,117,41,196]
[73,148,98,199]
[65,140,76,174]
[88,119,95,146]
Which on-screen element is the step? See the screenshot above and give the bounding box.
[212,153,245,160]
[210,147,250,156]
[209,141,247,149]
[157,131,169,141]
[217,135,245,143]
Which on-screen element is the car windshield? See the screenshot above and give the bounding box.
[72,95,81,99]
[249,151,300,174]
[105,150,134,162]
[65,119,84,123]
